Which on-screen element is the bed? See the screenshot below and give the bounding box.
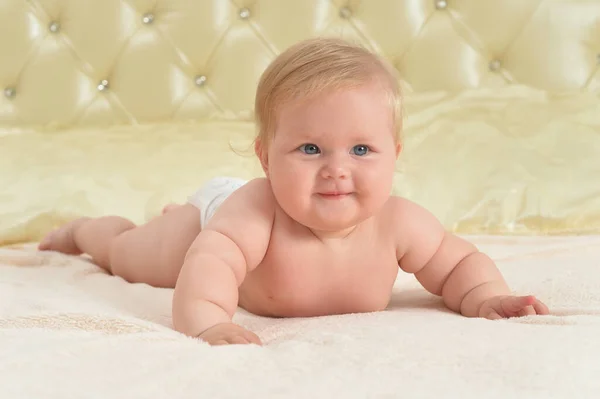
[1,1,600,397]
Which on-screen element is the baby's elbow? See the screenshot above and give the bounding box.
[417,245,481,298]
[415,272,445,297]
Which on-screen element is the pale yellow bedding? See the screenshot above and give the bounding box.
[2,85,599,246]
[1,235,599,398]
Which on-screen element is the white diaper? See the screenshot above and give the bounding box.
[187,177,247,229]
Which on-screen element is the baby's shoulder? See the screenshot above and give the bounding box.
[381,195,444,246]
[237,177,276,205]
[211,177,276,224]
[228,177,277,218]
[382,195,429,223]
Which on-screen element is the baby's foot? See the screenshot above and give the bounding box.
[38,217,90,254]
[162,203,182,215]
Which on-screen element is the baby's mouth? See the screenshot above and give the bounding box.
[317,191,352,199]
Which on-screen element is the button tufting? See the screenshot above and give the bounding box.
[4,87,16,99]
[97,79,109,91]
[48,21,60,33]
[488,59,502,71]
[238,8,251,20]
[141,13,154,25]
[339,6,352,19]
[435,0,448,10]
[194,75,207,87]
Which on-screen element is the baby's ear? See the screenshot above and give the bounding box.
[254,138,269,176]
[395,142,402,158]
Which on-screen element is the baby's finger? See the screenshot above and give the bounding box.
[485,311,503,320]
[532,300,550,315]
[243,330,262,346]
[230,336,251,345]
[502,295,535,314]
[519,305,536,317]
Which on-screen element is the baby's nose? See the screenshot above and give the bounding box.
[320,161,348,180]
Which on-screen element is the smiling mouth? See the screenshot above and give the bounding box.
[318,192,351,199]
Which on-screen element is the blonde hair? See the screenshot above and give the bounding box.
[254,37,403,150]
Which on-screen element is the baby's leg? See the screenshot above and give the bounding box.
[38,204,201,288]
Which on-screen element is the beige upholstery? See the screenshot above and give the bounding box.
[2,0,600,125]
[1,0,600,244]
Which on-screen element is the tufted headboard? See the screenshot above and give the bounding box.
[1,0,600,244]
[2,0,599,127]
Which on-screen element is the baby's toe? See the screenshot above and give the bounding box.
[38,231,56,250]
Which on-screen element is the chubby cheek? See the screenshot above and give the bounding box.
[268,158,315,206]
[357,163,395,203]
[271,157,310,185]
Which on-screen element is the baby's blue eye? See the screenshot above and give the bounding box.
[351,145,370,156]
[299,144,320,155]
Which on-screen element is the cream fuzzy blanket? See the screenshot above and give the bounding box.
[1,236,599,398]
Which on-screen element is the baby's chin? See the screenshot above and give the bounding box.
[297,212,371,235]
[277,197,375,233]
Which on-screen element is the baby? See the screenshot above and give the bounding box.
[38,37,549,346]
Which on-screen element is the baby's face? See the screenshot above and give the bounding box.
[263,83,401,235]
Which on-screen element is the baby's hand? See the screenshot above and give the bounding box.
[198,322,262,346]
[479,295,550,320]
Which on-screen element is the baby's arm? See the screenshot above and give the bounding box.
[172,179,274,343]
[394,198,547,318]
